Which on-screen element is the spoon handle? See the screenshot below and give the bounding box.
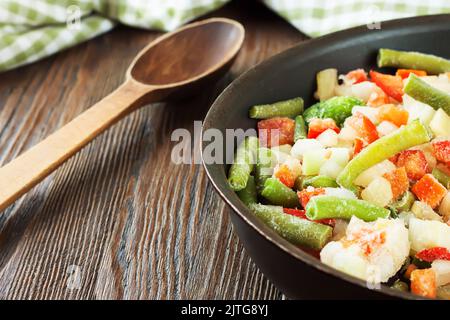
[0,80,148,212]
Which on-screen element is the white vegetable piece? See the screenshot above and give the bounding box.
[361,176,393,207]
[377,121,398,137]
[271,144,292,155]
[315,68,338,101]
[338,126,358,142]
[283,157,302,178]
[329,148,350,167]
[411,201,443,222]
[439,192,450,222]
[430,109,450,137]
[336,81,378,103]
[319,160,343,179]
[432,260,450,287]
[291,139,323,160]
[403,94,436,125]
[352,106,380,125]
[320,217,410,282]
[324,187,357,199]
[317,129,339,147]
[354,160,396,187]
[421,75,450,93]
[409,218,450,252]
[302,149,328,175]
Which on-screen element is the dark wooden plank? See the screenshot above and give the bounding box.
[0,0,306,299]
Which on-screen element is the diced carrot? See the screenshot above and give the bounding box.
[405,264,417,279]
[410,269,437,299]
[383,167,409,200]
[347,113,379,144]
[307,118,340,139]
[397,150,429,180]
[346,68,368,84]
[396,69,427,79]
[431,140,450,163]
[370,70,404,102]
[258,117,295,147]
[297,188,325,208]
[367,87,390,107]
[378,104,409,127]
[412,174,447,209]
[389,153,400,164]
[353,138,366,157]
[274,164,296,188]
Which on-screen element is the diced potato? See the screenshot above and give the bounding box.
[361,176,393,207]
[271,144,292,155]
[432,260,450,287]
[377,121,398,137]
[314,68,338,102]
[302,149,328,175]
[430,109,450,137]
[324,187,357,199]
[352,106,380,125]
[411,201,443,222]
[317,129,339,147]
[291,139,323,160]
[354,160,396,187]
[329,148,350,167]
[409,218,450,253]
[439,192,450,222]
[403,94,436,125]
[319,160,343,179]
[339,126,358,142]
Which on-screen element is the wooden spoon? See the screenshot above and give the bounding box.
[0,18,245,211]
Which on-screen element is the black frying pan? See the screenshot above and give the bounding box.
[202,15,450,299]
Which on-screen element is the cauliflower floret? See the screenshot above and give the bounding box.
[320,217,409,282]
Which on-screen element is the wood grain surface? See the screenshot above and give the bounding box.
[0,0,306,299]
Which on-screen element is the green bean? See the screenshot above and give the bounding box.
[249,97,304,119]
[337,120,431,192]
[250,203,333,250]
[237,176,258,206]
[301,175,338,189]
[391,191,416,212]
[303,96,363,127]
[404,74,450,114]
[432,168,450,189]
[377,48,450,74]
[294,115,307,142]
[306,196,390,222]
[261,177,300,208]
[228,136,259,191]
[254,147,277,194]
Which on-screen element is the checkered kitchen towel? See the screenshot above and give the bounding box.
[1,0,449,72]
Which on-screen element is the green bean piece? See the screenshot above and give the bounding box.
[303,96,363,127]
[391,191,416,212]
[391,280,409,292]
[237,176,258,206]
[337,120,431,191]
[255,147,277,194]
[261,177,300,208]
[306,196,390,222]
[228,136,259,191]
[377,48,450,75]
[301,175,339,189]
[249,97,304,119]
[432,168,450,189]
[294,115,307,142]
[250,203,333,250]
[404,74,450,115]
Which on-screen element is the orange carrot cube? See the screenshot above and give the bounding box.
[274,164,296,188]
[383,167,409,200]
[297,188,325,208]
[397,150,429,181]
[412,174,447,209]
[410,268,436,299]
[378,104,409,127]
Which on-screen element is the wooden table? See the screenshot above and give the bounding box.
[0,0,307,299]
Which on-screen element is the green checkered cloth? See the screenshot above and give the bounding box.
[1,0,450,72]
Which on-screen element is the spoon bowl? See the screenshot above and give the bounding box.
[0,17,244,212]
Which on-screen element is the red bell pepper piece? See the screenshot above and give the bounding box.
[370,70,404,102]
[346,68,368,84]
[416,247,450,263]
[397,150,429,180]
[411,174,447,209]
[307,118,340,139]
[297,188,325,208]
[347,112,379,144]
[432,140,450,163]
[396,69,427,79]
[352,138,366,158]
[258,117,295,147]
